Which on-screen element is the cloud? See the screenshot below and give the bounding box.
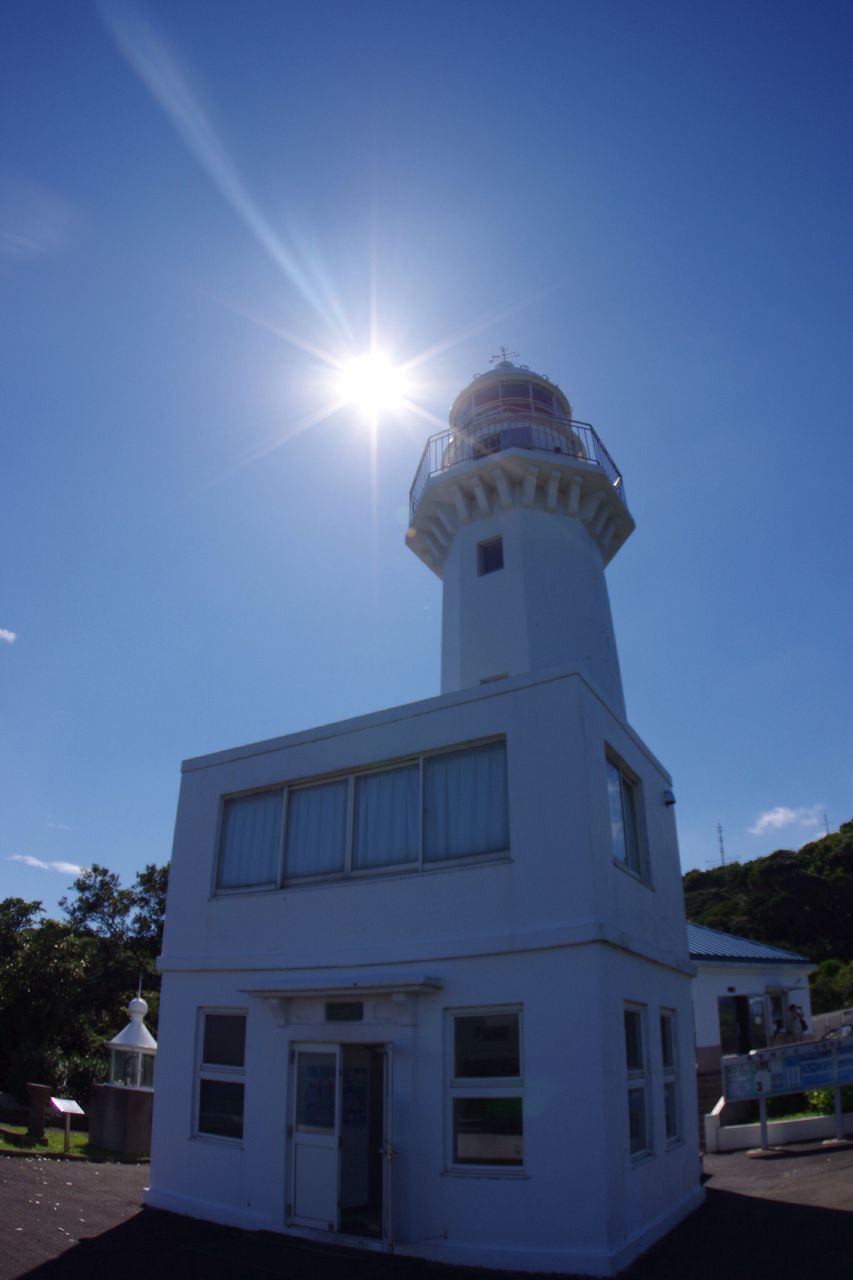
[0,178,74,260]
[46,821,73,831]
[0,629,15,644]
[748,805,824,836]
[9,854,84,875]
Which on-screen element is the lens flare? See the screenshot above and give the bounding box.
[336,351,408,418]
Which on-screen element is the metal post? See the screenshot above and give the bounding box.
[64,1113,71,1154]
[759,1096,769,1150]
[834,1086,843,1142]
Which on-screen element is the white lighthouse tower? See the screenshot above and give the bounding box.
[148,352,702,1275]
[406,357,633,715]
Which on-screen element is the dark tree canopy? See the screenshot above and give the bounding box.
[0,862,169,1101]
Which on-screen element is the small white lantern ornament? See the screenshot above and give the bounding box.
[106,992,157,1090]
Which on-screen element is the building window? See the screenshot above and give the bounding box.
[477,536,504,576]
[449,1009,523,1168]
[606,753,643,876]
[218,789,282,889]
[197,1011,246,1141]
[424,741,508,863]
[215,738,509,891]
[660,1011,680,1143]
[624,1004,650,1157]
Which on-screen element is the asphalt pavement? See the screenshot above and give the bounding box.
[0,1143,851,1280]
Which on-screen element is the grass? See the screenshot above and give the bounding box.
[0,1123,116,1159]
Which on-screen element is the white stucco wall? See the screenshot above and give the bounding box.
[149,667,701,1274]
[440,506,625,716]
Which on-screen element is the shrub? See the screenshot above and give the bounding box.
[805,1085,853,1114]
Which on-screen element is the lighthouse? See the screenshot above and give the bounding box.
[406,358,632,715]
[149,353,702,1275]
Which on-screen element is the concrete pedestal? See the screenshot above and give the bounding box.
[89,1085,153,1157]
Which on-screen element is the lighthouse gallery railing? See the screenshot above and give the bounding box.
[409,415,626,522]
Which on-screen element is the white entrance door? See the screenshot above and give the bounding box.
[290,1045,341,1230]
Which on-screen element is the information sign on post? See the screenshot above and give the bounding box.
[49,1097,85,1153]
[721,1038,853,1147]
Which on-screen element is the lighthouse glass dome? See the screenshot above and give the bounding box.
[450,362,570,431]
[110,1047,155,1089]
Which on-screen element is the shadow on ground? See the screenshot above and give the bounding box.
[14,1188,853,1280]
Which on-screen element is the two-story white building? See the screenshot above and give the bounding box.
[146,360,703,1275]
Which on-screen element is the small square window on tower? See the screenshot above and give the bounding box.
[477,536,504,576]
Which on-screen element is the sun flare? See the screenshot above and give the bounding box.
[336,350,409,418]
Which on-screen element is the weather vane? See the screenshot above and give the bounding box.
[490,346,519,366]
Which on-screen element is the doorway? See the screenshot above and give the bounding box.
[289,1043,390,1242]
[718,995,768,1056]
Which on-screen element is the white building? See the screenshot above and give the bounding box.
[689,923,815,1078]
[147,360,703,1275]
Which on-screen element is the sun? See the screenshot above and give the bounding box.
[335,350,409,418]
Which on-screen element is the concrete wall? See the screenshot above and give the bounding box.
[160,670,688,981]
[705,1109,853,1153]
[440,507,625,715]
[150,669,700,1275]
[148,948,701,1275]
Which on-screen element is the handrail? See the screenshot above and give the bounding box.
[409,413,626,521]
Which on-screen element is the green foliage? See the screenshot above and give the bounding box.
[0,862,168,1102]
[0,898,43,956]
[683,821,853,967]
[59,864,135,940]
[809,959,853,1016]
[805,1086,853,1115]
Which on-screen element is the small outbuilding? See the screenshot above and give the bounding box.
[689,922,814,1112]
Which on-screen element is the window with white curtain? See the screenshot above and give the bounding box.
[214,738,509,891]
[284,779,348,879]
[217,790,283,889]
[424,740,508,862]
[353,763,419,869]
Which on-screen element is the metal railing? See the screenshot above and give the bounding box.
[409,413,626,521]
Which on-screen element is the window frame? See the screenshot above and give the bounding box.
[477,536,504,576]
[194,1009,247,1144]
[605,749,648,882]
[213,736,510,894]
[660,1009,682,1146]
[446,1005,524,1173]
[624,1003,652,1160]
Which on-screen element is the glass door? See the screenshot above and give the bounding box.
[290,1045,341,1230]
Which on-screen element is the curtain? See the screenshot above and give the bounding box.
[424,741,508,861]
[217,790,283,888]
[353,764,419,869]
[285,779,347,878]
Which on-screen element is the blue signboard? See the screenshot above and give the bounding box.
[723,1038,853,1101]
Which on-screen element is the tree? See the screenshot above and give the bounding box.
[59,863,135,941]
[683,821,853,963]
[131,863,169,941]
[0,861,169,1100]
[0,897,42,958]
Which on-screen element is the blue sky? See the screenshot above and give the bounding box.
[2,0,850,914]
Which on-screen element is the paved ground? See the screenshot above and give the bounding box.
[0,1143,851,1280]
